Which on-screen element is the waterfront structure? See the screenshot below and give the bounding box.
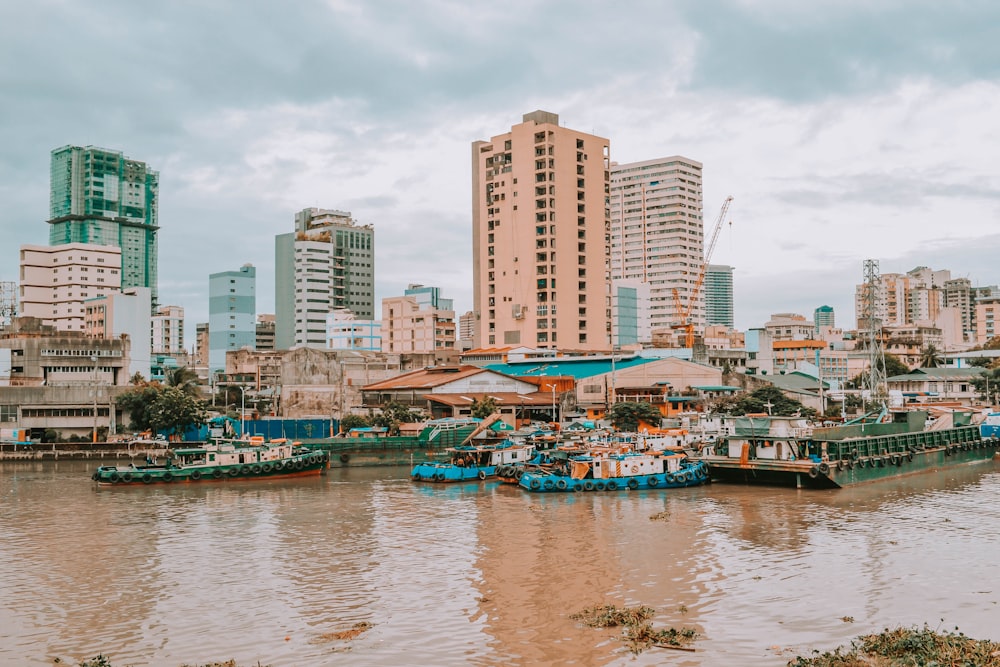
[48,145,159,307]
[209,264,256,374]
[152,305,185,355]
[611,279,651,347]
[471,110,612,351]
[84,287,152,378]
[609,156,704,338]
[705,265,734,328]
[381,284,455,354]
[275,208,375,350]
[19,243,122,331]
[327,309,381,351]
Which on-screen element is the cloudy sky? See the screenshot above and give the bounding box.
[2,0,998,336]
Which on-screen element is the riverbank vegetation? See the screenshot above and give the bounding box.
[789,624,1000,666]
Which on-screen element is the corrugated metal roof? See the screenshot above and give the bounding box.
[484,355,657,380]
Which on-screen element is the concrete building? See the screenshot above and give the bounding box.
[209,264,256,374]
[84,286,152,378]
[275,208,375,350]
[765,313,817,341]
[327,309,381,351]
[256,314,276,351]
[611,279,651,348]
[152,305,185,355]
[610,157,704,338]
[48,145,159,307]
[19,243,122,331]
[458,311,476,351]
[704,265,734,328]
[813,305,835,330]
[472,110,612,351]
[194,323,209,368]
[381,284,456,353]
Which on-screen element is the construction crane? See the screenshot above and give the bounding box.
[671,195,734,348]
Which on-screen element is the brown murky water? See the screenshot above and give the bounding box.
[2,459,998,666]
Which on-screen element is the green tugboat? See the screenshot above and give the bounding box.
[702,410,999,489]
[91,437,329,486]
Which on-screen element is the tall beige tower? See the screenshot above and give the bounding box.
[472,111,612,351]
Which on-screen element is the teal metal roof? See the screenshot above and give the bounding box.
[691,385,741,392]
[484,356,657,380]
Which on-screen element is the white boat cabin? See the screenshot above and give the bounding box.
[584,451,686,480]
[172,437,300,467]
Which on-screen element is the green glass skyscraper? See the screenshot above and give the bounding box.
[48,145,159,307]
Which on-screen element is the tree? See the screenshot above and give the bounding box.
[166,366,201,396]
[469,396,498,419]
[608,401,662,432]
[971,367,1000,404]
[847,353,909,387]
[339,414,372,433]
[727,386,817,418]
[918,344,943,369]
[116,382,208,437]
[370,400,423,435]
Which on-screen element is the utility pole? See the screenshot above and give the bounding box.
[91,354,99,443]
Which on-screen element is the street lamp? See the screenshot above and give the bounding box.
[238,385,248,438]
[91,354,99,443]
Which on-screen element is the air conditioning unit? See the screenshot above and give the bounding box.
[512,304,524,319]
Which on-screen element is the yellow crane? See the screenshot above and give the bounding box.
[671,195,734,348]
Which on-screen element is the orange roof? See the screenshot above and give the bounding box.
[425,392,554,407]
[461,346,515,355]
[362,365,501,391]
[772,340,826,350]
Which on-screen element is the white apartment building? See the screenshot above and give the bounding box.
[152,305,185,354]
[84,286,152,378]
[19,243,122,331]
[609,157,704,340]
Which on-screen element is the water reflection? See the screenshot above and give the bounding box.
[0,461,997,666]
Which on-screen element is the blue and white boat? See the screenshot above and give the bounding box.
[411,441,536,483]
[518,447,709,492]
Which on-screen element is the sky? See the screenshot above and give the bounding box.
[2,0,999,336]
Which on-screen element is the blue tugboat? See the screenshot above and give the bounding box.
[518,448,709,492]
[411,441,536,482]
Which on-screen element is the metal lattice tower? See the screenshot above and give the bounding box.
[860,260,888,408]
[0,281,16,328]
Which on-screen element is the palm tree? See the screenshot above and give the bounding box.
[919,344,943,369]
[166,366,201,396]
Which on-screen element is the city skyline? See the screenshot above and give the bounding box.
[2,3,999,335]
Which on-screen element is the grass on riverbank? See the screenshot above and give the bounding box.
[570,603,699,654]
[788,624,1000,666]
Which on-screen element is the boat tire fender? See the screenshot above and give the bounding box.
[595,481,606,491]
[851,449,859,461]
[91,472,99,481]
[543,478,555,490]
[891,454,901,466]
[808,465,820,479]
[109,471,121,483]
[251,464,262,475]
[433,472,444,481]
[584,481,595,491]
[190,470,202,481]
[122,472,133,483]
[228,468,239,477]
[478,470,487,481]
[142,473,153,484]
[606,480,618,490]
[627,478,639,490]
[412,473,421,481]
[647,476,659,487]
[529,478,541,490]
[818,462,830,475]
[664,473,675,484]
[262,463,273,474]
[240,466,251,475]
[212,469,224,479]
[907,451,914,462]
[573,483,583,492]
[340,453,350,463]
[273,461,284,471]
[162,472,174,482]
[556,479,568,490]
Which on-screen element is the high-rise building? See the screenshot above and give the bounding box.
[609,157,704,338]
[458,311,476,351]
[84,287,152,378]
[611,279,651,347]
[381,284,456,353]
[472,110,611,351]
[151,305,185,355]
[705,264,735,328]
[18,243,123,331]
[48,145,160,307]
[275,208,375,350]
[813,305,835,330]
[209,264,256,374]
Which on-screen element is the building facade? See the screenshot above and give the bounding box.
[256,314,276,351]
[609,156,704,337]
[152,305,185,355]
[472,110,612,351]
[48,145,159,307]
[813,305,835,330]
[611,279,651,348]
[19,243,123,331]
[275,208,375,350]
[327,309,382,351]
[381,284,456,353]
[705,264,734,328]
[209,264,256,374]
[84,286,152,379]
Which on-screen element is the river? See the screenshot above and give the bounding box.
[1,459,998,666]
